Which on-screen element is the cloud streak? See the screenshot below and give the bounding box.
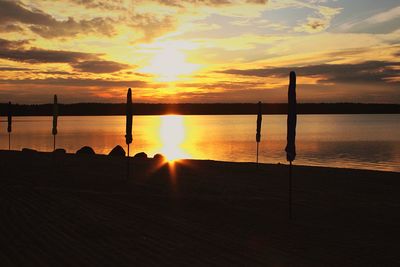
[72,60,131,73]
[0,77,149,88]
[0,47,96,64]
[68,0,125,10]
[0,37,95,64]
[219,61,400,84]
[155,0,268,7]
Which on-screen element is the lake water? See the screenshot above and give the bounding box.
[0,114,399,172]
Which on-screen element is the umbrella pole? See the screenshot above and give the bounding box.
[256,142,259,164]
[127,144,130,180]
[289,161,292,220]
[8,133,11,150]
[53,135,56,151]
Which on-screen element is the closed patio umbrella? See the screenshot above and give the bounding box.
[285,71,297,219]
[125,88,133,179]
[256,101,262,164]
[7,102,12,150]
[52,95,58,151]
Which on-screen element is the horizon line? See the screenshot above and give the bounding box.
[1,102,399,106]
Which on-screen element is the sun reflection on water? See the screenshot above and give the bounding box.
[158,115,190,161]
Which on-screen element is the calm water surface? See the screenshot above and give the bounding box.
[0,114,399,172]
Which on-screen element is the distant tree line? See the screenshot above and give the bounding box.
[0,103,399,116]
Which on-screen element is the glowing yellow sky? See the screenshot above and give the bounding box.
[0,0,399,103]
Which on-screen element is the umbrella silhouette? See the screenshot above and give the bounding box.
[52,95,58,151]
[285,71,297,220]
[256,101,262,164]
[7,102,12,150]
[125,88,133,179]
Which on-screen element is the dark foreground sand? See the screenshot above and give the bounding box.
[0,150,399,266]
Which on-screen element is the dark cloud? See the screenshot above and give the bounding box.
[0,38,131,73]
[0,77,151,103]
[161,82,400,103]
[164,88,280,102]
[0,44,97,64]
[0,77,149,88]
[69,0,125,10]
[72,60,131,73]
[177,81,265,90]
[155,0,231,7]
[0,0,116,38]
[307,20,325,30]
[0,85,121,104]
[127,72,154,77]
[0,23,24,33]
[219,61,400,84]
[246,0,268,4]
[34,71,76,75]
[29,17,116,38]
[156,0,267,7]
[0,0,53,25]
[0,48,95,64]
[0,67,77,74]
[327,48,370,58]
[0,67,31,71]
[0,38,31,49]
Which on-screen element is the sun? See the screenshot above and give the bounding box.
[140,42,199,82]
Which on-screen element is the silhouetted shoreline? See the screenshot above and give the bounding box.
[0,103,399,116]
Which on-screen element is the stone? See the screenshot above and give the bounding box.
[108,145,125,157]
[133,152,147,160]
[76,146,95,155]
[153,153,166,162]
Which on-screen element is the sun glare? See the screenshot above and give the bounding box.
[140,42,199,82]
[159,115,189,161]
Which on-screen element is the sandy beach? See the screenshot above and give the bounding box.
[0,150,399,266]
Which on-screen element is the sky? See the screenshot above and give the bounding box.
[0,0,399,104]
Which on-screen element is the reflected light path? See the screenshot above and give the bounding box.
[158,115,190,161]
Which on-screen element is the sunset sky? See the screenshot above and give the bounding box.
[0,0,399,103]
